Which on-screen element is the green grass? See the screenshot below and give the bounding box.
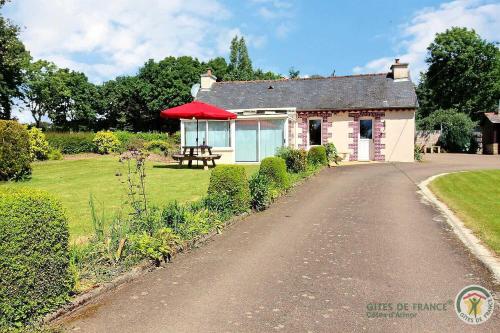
[0,155,259,240]
[429,170,500,255]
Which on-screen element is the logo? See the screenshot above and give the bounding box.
[455,285,494,325]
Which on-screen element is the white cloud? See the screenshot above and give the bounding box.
[3,0,267,83]
[352,0,500,80]
[251,0,295,37]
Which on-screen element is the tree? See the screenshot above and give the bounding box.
[288,67,300,79]
[225,36,254,81]
[49,69,98,130]
[21,60,62,127]
[204,57,228,81]
[418,27,500,120]
[253,69,282,80]
[0,12,30,119]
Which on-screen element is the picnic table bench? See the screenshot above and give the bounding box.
[172,145,221,170]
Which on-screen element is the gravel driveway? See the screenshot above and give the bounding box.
[59,154,500,332]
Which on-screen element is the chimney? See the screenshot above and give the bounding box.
[390,58,410,81]
[200,68,217,90]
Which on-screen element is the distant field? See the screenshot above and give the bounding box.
[1,155,259,240]
[429,170,500,255]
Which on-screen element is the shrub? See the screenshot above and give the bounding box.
[414,145,424,161]
[93,131,121,154]
[46,132,96,154]
[171,131,181,145]
[144,140,170,156]
[419,109,477,152]
[323,143,340,165]
[276,147,307,173]
[206,165,250,214]
[0,188,71,328]
[129,228,181,266]
[259,156,289,189]
[0,120,32,181]
[249,172,273,211]
[48,148,63,161]
[307,146,328,166]
[28,127,50,161]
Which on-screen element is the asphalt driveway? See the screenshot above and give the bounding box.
[59,154,500,332]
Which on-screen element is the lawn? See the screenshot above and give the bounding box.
[429,169,500,255]
[0,155,259,240]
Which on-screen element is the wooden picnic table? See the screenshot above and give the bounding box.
[172,145,221,170]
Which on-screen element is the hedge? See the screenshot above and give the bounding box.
[307,146,328,166]
[206,165,250,214]
[259,157,289,189]
[45,132,96,154]
[0,188,71,328]
[0,120,32,180]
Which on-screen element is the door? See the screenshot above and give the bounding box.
[235,120,258,162]
[358,119,372,161]
[259,119,285,160]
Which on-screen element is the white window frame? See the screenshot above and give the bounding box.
[307,117,322,148]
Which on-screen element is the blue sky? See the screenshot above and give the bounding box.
[2,0,499,84]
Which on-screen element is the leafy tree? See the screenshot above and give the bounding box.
[50,69,99,130]
[21,60,62,127]
[288,67,300,79]
[418,27,500,119]
[225,36,254,81]
[204,57,228,81]
[253,69,282,80]
[419,109,477,152]
[0,11,30,119]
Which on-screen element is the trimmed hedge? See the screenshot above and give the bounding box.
[307,146,328,166]
[0,188,71,328]
[259,157,289,189]
[249,172,273,211]
[93,131,120,154]
[206,165,250,214]
[46,132,96,154]
[0,120,32,181]
[276,147,307,173]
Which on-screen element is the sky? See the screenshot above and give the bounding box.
[2,0,499,83]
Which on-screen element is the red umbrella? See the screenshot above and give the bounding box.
[160,101,236,146]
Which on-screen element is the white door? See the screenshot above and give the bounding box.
[358,119,372,161]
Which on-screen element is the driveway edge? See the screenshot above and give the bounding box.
[418,172,500,283]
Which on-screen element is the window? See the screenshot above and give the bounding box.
[184,121,230,147]
[360,119,373,139]
[309,119,322,146]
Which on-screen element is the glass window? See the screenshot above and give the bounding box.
[309,119,322,146]
[236,120,259,162]
[208,121,230,147]
[185,121,206,146]
[260,119,285,159]
[360,119,373,139]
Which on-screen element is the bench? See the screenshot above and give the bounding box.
[424,145,441,154]
[172,153,222,170]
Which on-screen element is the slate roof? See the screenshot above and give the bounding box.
[196,73,418,111]
[484,112,500,124]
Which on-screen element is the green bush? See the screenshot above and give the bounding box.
[323,143,340,164]
[48,148,63,161]
[307,146,328,166]
[249,172,273,211]
[28,127,50,161]
[129,228,181,266]
[45,132,96,154]
[419,109,477,152]
[0,120,32,181]
[206,165,250,214]
[144,140,170,156]
[0,188,71,328]
[93,131,121,154]
[259,157,289,189]
[276,147,307,173]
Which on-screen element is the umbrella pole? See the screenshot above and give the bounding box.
[196,119,199,167]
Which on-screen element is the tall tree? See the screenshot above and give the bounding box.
[418,27,500,120]
[0,7,30,119]
[225,36,254,81]
[21,60,62,127]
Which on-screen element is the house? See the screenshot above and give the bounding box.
[182,59,417,163]
[482,107,499,155]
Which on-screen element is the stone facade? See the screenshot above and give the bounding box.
[297,110,387,161]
